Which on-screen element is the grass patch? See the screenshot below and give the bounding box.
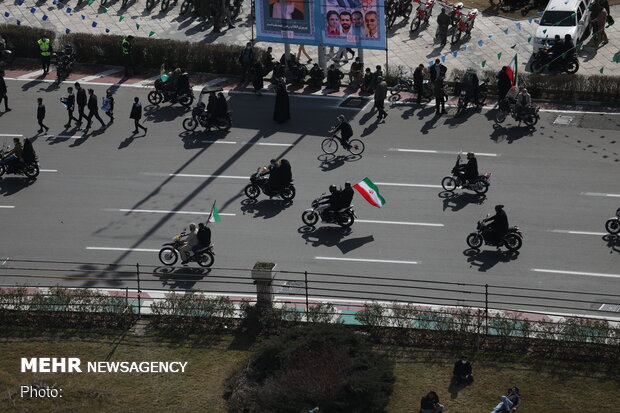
[0,327,619,412]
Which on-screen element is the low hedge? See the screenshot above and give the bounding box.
[1,23,266,75]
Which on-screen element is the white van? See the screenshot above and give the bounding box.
[533,0,593,52]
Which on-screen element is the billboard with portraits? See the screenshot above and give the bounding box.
[255,0,386,49]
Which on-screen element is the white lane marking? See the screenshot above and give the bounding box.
[75,68,123,82]
[375,182,442,189]
[112,208,235,216]
[391,149,499,157]
[549,229,607,236]
[0,206,15,209]
[357,219,444,227]
[0,134,23,137]
[141,172,248,179]
[132,75,161,87]
[199,140,237,144]
[16,70,44,79]
[316,256,419,265]
[40,169,58,173]
[86,247,160,252]
[255,142,294,147]
[49,135,82,139]
[580,192,620,198]
[531,268,620,279]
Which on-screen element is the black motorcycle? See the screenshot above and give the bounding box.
[386,0,413,28]
[182,104,232,132]
[302,194,356,228]
[495,97,540,126]
[54,46,76,81]
[0,153,40,179]
[466,216,523,251]
[0,36,14,70]
[530,47,579,74]
[454,78,487,115]
[148,74,194,107]
[605,207,620,235]
[158,231,214,267]
[244,167,296,201]
[441,154,491,195]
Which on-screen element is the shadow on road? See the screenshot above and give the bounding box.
[152,266,211,289]
[318,153,360,171]
[299,225,352,248]
[489,123,536,143]
[239,198,293,219]
[464,248,519,271]
[603,234,620,254]
[440,191,487,212]
[0,176,36,196]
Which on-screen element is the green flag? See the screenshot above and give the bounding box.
[613,55,619,63]
[481,60,486,67]
[149,31,155,37]
[87,0,93,4]
[136,23,140,30]
[208,202,221,223]
[119,15,124,21]
[599,67,604,74]
[497,52,502,60]
[510,44,516,49]
[527,36,532,42]
[542,29,547,34]
[103,7,108,12]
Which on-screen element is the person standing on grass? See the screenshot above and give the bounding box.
[62,86,78,128]
[130,97,148,134]
[84,89,106,132]
[36,98,49,134]
[0,70,10,112]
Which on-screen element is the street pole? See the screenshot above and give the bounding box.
[318,45,326,72]
[284,43,291,73]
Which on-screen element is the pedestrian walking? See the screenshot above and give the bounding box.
[0,70,10,111]
[84,88,105,131]
[36,98,49,133]
[238,42,256,82]
[62,86,78,128]
[374,76,388,121]
[496,66,512,101]
[252,61,264,94]
[74,82,87,127]
[130,97,148,134]
[371,65,383,90]
[102,90,114,123]
[37,36,52,75]
[122,36,136,77]
[413,64,425,104]
[596,7,609,46]
[297,44,312,63]
[273,80,290,124]
[434,76,447,116]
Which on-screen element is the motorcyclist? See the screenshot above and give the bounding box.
[309,63,325,87]
[192,222,212,255]
[482,205,509,246]
[515,87,531,120]
[330,115,353,149]
[326,64,344,89]
[319,185,340,219]
[179,223,199,264]
[550,34,564,59]
[455,152,478,185]
[461,68,479,105]
[206,92,217,121]
[175,71,191,95]
[215,92,228,121]
[21,138,37,165]
[337,182,354,210]
[1,137,22,167]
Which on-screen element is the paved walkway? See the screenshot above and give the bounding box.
[2,0,619,77]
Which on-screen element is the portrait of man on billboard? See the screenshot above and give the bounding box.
[326,10,341,35]
[339,11,352,34]
[364,10,378,38]
[269,0,304,20]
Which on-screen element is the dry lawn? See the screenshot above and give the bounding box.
[0,329,619,412]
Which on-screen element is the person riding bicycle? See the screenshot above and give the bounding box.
[515,88,531,120]
[482,205,509,246]
[455,152,479,185]
[331,115,353,149]
[461,68,479,105]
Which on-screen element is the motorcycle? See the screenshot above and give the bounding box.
[495,97,540,126]
[244,167,296,201]
[454,78,488,115]
[54,46,76,82]
[0,36,14,70]
[530,47,579,74]
[302,194,356,228]
[466,216,523,251]
[389,70,447,102]
[451,8,477,44]
[605,207,620,235]
[441,154,491,195]
[449,1,464,27]
[0,152,40,179]
[386,0,413,28]
[158,231,215,267]
[410,0,435,32]
[147,72,194,107]
[182,86,232,132]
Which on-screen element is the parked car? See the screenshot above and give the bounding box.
[533,0,592,52]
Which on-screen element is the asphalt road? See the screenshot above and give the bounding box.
[0,79,619,317]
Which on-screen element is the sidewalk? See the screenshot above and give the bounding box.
[1,0,618,78]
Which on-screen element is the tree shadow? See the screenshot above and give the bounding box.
[464,248,519,272]
[152,265,210,290]
[0,176,36,196]
[239,198,293,219]
[440,191,487,212]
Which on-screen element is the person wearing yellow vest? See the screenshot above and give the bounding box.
[37,36,52,75]
[122,36,136,77]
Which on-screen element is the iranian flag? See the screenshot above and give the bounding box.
[506,54,518,88]
[354,178,386,208]
[207,201,221,223]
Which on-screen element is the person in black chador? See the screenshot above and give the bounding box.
[455,152,479,185]
[483,205,509,245]
[273,80,290,124]
[496,66,512,102]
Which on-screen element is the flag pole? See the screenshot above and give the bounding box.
[207,200,216,223]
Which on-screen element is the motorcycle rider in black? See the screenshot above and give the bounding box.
[192,222,212,254]
[319,185,340,219]
[482,205,509,245]
[455,152,478,185]
[331,115,353,149]
[462,68,479,106]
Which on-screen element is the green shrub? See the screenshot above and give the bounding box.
[225,324,395,413]
[150,293,235,331]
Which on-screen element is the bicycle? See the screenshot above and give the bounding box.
[321,132,365,155]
